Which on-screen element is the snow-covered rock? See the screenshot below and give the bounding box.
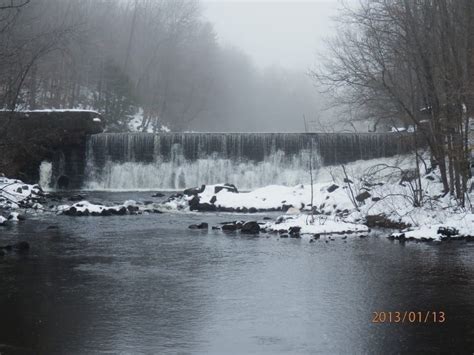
[0,176,44,209]
[58,200,165,217]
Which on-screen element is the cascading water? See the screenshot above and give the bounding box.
[83,132,413,190]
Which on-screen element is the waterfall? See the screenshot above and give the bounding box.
[39,161,52,190]
[83,132,412,190]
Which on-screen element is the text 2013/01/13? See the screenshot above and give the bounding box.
[372,311,446,324]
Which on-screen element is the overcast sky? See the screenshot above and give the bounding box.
[202,0,343,71]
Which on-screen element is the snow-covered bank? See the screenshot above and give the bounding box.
[162,155,474,241]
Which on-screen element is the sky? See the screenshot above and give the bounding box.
[201,0,343,71]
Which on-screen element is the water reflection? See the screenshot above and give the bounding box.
[0,208,473,354]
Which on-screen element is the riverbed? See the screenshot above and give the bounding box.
[1,192,473,354]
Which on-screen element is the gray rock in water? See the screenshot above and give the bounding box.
[189,222,208,230]
[241,221,260,234]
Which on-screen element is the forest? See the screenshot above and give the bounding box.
[0,0,320,132]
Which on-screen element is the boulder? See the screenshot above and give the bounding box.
[365,214,409,229]
[188,195,200,211]
[210,195,217,204]
[355,191,371,202]
[184,185,206,196]
[189,222,209,230]
[241,221,260,234]
[289,226,301,235]
[214,184,238,194]
[196,203,216,212]
[327,184,339,193]
[152,192,165,198]
[222,224,238,231]
[127,205,139,214]
[437,226,459,238]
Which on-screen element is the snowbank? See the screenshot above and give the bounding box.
[263,214,369,236]
[162,155,474,241]
[0,176,44,209]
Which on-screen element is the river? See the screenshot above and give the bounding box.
[1,192,473,354]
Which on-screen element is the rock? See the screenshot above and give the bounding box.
[290,233,301,239]
[437,226,459,238]
[365,214,409,229]
[196,203,216,212]
[210,195,217,204]
[289,226,301,235]
[281,204,293,212]
[344,178,353,184]
[241,221,260,234]
[280,234,289,238]
[355,191,371,202]
[327,184,339,193]
[63,206,77,216]
[263,217,272,220]
[184,185,206,196]
[222,223,238,231]
[214,184,238,194]
[100,209,113,216]
[212,226,220,230]
[8,212,25,221]
[248,207,257,213]
[152,192,165,198]
[127,205,139,213]
[112,207,127,215]
[188,195,200,211]
[371,197,381,202]
[47,225,59,230]
[189,222,208,230]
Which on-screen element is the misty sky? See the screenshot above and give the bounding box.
[202,0,343,71]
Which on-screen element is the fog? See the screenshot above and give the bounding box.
[202,0,339,70]
[0,0,350,133]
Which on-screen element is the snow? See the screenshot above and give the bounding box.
[128,108,171,133]
[0,177,43,209]
[162,154,474,241]
[263,214,369,236]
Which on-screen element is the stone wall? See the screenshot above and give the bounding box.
[0,110,103,185]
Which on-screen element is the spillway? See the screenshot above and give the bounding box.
[78,132,413,190]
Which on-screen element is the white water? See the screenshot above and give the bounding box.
[80,132,412,191]
[85,150,320,190]
[39,161,52,190]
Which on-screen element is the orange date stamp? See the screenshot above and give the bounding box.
[372,311,446,324]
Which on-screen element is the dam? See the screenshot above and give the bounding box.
[43,132,414,190]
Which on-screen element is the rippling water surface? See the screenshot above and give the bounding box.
[0,192,473,354]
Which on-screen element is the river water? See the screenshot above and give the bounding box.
[1,192,473,354]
